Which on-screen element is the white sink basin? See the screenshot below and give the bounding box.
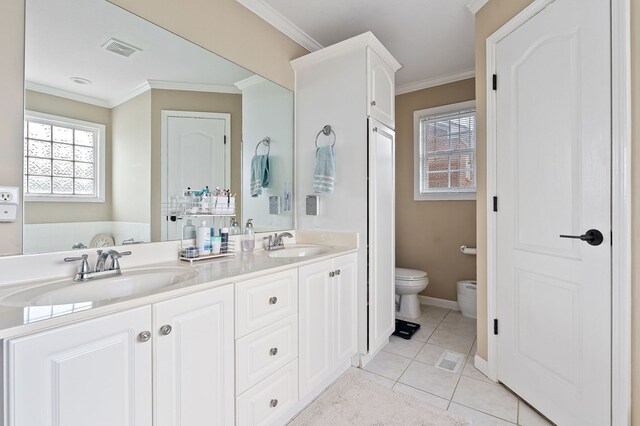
[1,267,198,307]
[266,244,331,258]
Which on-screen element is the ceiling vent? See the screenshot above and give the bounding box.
[101,38,141,58]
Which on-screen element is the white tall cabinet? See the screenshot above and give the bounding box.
[292,32,400,362]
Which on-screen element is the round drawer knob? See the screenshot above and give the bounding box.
[335,269,341,276]
[269,296,278,305]
[138,331,151,342]
[269,347,278,356]
[371,100,376,106]
[270,399,278,408]
[160,325,172,335]
[329,271,334,278]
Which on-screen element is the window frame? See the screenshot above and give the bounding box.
[24,111,105,203]
[413,100,477,201]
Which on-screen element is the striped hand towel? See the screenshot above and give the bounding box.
[313,145,336,193]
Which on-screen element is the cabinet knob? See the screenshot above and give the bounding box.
[270,399,278,408]
[160,325,172,335]
[329,271,335,278]
[138,331,151,342]
[371,100,376,106]
[335,269,341,276]
[269,347,278,356]
[269,296,278,305]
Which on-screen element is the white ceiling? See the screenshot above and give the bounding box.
[246,0,476,93]
[26,0,254,107]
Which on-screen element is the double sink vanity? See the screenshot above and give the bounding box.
[0,231,358,426]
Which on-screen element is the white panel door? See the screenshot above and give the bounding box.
[367,48,395,129]
[7,307,152,426]
[495,1,611,424]
[164,112,230,240]
[298,259,334,397]
[154,285,234,426]
[333,253,358,366]
[368,119,395,355]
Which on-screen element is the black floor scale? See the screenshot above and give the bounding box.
[392,319,421,340]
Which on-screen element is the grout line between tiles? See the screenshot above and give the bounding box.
[453,400,518,425]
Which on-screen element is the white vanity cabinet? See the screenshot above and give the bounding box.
[153,285,234,426]
[6,307,153,426]
[298,253,357,398]
[235,270,299,426]
[6,285,234,426]
[292,32,400,365]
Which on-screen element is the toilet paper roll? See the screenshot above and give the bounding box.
[460,245,477,255]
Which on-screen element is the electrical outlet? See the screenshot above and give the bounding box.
[0,187,19,204]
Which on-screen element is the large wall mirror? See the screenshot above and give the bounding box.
[22,0,294,254]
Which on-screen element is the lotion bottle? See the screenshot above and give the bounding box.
[196,220,211,255]
[183,219,196,240]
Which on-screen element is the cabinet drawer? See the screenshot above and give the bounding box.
[236,269,298,337]
[236,360,298,426]
[236,315,298,394]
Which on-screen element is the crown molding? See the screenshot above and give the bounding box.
[27,80,241,109]
[466,0,490,14]
[236,0,323,52]
[234,75,267,91]
[25,81,111,108]
[291,31,401,72]
[395,69,475,95]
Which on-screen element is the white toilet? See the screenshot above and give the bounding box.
[395,267,429,319]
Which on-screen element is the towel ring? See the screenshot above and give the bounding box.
[255,137,271,156]
[315,125,336,148]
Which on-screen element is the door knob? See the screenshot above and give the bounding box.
[559,229,604,246]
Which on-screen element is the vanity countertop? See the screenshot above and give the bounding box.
[0,236,357,340]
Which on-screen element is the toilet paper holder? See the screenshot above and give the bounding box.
[460,245,477,255]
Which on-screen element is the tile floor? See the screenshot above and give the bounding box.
[359,305,555,426]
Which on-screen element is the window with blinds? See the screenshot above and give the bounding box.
[24,112,105,202]
[413,101,476,200]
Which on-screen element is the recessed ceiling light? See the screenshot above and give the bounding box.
[70,77,92,85]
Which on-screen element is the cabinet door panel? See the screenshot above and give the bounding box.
[7,307,152,426]
[333,253,358,365]
[298,259,333,397]
[154,285,234,426]
[367,47,395,128]
[368,120,396,355]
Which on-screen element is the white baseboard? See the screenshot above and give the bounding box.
[418,295,460,311]
[474,354,497,382]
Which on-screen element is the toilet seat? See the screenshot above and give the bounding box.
[395,267,427,281]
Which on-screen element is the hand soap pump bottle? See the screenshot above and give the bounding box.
[229,218,241,236]
[242,219,255,252]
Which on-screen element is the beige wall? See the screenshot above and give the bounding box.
[149,89,242,241]
[111,91,152,224]
[0,0,24,255]
[395,78,476,301]
[107,0,308,90]
[476,1,639,422]
[632,0,639,422]
[24,90,113,224]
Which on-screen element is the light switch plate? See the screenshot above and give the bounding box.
[269,196,281,214]
[306,195,319,215]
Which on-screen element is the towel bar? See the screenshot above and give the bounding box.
[255,137,271,155]
[315,125,336,148]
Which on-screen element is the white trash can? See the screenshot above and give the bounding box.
[457,280,477,319]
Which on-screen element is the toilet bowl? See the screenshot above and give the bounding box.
[395,268,429,319]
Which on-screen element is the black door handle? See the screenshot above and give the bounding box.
[559,229,604,246]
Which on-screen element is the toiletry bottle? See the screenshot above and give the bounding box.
[196,220,211,255]
[211,230,222,254]
[183,219,196,240]
[220,227,229,253]
[242,219,255,252]
[229,218,241,235]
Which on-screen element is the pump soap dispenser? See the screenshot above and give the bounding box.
[242,219,255,252]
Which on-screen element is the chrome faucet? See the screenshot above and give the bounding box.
[65,249,131,282]
[264,232,294,251]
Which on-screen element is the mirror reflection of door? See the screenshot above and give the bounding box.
[161,111,230,241]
